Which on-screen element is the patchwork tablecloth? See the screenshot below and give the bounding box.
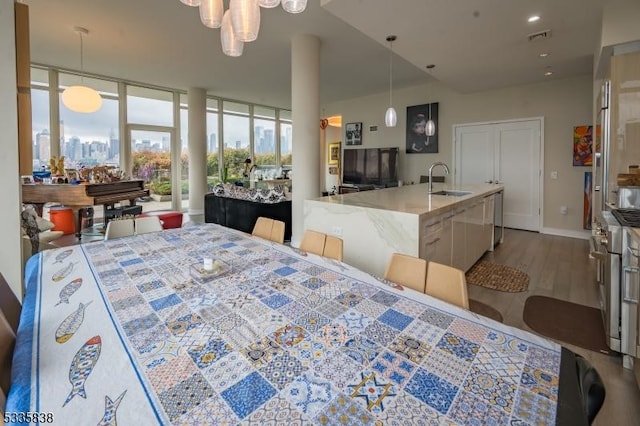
[8,223,563,425]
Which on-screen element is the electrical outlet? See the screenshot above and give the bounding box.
[331,226,343,237]
[560,206,568,215]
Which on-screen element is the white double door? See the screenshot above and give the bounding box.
[454,119,542,232]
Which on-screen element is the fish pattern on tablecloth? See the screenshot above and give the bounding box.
[97,390,127,426]
[63,335,102,407]
[52,262,76,282]
[55,301,93,343]
[53,249,74,264]
[75,224,561,425]
[55,278,83,306]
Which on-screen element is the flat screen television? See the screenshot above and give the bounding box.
[343,147,399,186]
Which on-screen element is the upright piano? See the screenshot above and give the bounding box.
[22,180,149,235]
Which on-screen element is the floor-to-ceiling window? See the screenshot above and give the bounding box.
[280,109,293,171]
[58,72,119,171]
[30,65,294,211]
[30,67,50,171]
[206,98,220,188]
[254,106,276,173]
[222,101,250,183]
[127,86,177,210]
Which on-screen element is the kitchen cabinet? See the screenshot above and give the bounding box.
[420,213,453,266]
[303,183,503,277]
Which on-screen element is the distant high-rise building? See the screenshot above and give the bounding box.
[235,140,241,149]
[208,133,217,152]
[36,129,50,161]
[264,129,274,153]
[109,127,119,160]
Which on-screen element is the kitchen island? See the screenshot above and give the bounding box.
[303,182,504,276]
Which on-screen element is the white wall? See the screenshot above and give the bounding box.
[323,74,594,234]
[0,2,25,299]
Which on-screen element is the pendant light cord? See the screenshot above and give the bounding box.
[389,39,393,106]
[79,31,84,83]
[387,35,396,109]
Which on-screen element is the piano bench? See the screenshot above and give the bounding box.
[138,210,183,229]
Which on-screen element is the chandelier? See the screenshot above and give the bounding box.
[179,0,308,57]
[61,27,102,113]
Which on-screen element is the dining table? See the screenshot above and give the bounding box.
[6,223,586,425]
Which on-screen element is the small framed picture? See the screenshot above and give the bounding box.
[328,142,341,165]
[345,122,362,145]
[21,175,34,184]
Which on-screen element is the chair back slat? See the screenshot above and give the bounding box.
[384,253,427,293]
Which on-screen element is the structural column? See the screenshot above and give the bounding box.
[291,34,321,246]
[187,87,207,222]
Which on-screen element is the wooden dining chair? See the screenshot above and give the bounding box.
[270,220,285,244]
[425,261,470,309]
[0,273,20,334]
[323,235,343,261]
[104,219,135,240]
[0,310,16,405]
[299,230,326,256]
[384,253,427,293]
[252,217,274,240]
[135,216,163,235]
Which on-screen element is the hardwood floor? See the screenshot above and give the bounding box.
[470,228,640,425]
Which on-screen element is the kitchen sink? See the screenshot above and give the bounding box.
[430,190,472,197]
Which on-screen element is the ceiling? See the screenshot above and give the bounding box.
[24,0,605,109]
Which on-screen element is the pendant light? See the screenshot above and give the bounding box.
[282,0,307,13]
[259,0,280,7]
[384,35,397,128]
[61,27,102,114]
[426,104,436,136]
[221,10,244,57]
[200,0,224,28]
[230,0,261,42]
[180,0,201,6]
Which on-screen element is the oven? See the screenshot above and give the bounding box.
[593,210,622,353]
[622,227,640,361]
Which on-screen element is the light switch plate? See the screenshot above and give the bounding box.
[551,171,558,179]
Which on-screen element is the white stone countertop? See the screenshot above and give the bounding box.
[309,182,504,216]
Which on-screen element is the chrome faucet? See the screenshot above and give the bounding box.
[427,161,450,193]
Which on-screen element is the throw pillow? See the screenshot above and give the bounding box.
[36,216,55,232]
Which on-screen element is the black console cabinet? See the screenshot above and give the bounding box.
[204,194,292,241]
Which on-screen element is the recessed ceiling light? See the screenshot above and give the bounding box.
[544,71,553,76]
[528,15,540,23]
[539,52,549,58]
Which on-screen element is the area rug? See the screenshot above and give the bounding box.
[523,295,613,355]
[465,260,529,292]
[469,299,503,323]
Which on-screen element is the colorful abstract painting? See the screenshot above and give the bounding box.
[573,125,594,166]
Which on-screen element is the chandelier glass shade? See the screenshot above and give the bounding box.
[180,0,304,56]
[62,85,102,113]
[61,27,102,114]
[385,107,397,128]
[259,0,280,8]
[200,0,224,28]
[230,0,261,42]
[426,102,436,136]
[281,0,307,13]
[221,10,244,57]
